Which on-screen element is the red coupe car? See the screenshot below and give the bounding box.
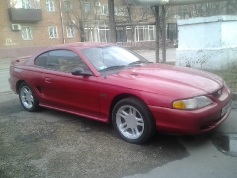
[9,42,232,144]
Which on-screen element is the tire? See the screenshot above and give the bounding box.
[19,82,39,112]
[112,97,156,144]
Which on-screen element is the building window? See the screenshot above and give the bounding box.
[46,0,55,12]
[115,6,128,16]
[116,27,127,42]
[98,27,109,42]
[66,26,75,38]
[167,23,177,41]
[63,1,71,12]
[83,2,91,13]
[135,25,155,42]
[22,27,33,40]
[8,0,41,9]
[22,0,31,9]
[101,5,108,15]
[48,26,58,38]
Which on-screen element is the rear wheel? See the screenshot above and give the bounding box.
[19,82,39,112]
[112,97,156,144]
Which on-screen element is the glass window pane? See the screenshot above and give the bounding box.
[48,50,90,73]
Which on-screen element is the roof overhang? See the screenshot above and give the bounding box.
[124,0,228,6]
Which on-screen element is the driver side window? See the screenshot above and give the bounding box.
[47,50,91,73]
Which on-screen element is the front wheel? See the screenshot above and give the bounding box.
[19,82,39,112]
[112,97,156,144]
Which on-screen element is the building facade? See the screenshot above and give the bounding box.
[0,0,178,58]
[0,0,82,57]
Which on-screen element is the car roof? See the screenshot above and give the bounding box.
[47,42,113,51]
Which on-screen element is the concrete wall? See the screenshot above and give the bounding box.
[176,16,237,70]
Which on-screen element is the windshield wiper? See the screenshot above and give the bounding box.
[128,61,143,66]
[128,60,150,66]
[99,65,126,72]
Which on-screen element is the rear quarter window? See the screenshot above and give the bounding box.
[35,53,48,67]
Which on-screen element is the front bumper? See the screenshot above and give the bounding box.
[149,94,232,135]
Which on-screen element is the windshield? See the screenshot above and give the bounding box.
[81,46,148,72]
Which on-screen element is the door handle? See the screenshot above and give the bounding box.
[45,77,51,83]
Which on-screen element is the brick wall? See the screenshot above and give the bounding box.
[0,0,80,51]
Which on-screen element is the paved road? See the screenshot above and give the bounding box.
[0,92,237,178]
[135,48,176,63]
[0,58,12,93]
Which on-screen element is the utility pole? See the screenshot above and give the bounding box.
[155,6,160,63]
[108,0,116,43]
[162,5,166,63]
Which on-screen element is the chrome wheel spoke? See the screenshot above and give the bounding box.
[21,95,27,102]
[129,107,136,116]
[31,96,34,104]
[136,117,144,126]
[116,105,144,140]
[120,110,128,118]
[20,86,34,109]
[121,124,129,132]
[131,127,139,136]
[23,87,28,94]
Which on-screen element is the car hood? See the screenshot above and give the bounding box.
[104,63,223,98]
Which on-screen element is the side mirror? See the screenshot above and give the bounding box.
[71,67,93,76]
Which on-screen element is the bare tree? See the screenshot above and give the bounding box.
[168,1,237,20]
[62,0,104,42]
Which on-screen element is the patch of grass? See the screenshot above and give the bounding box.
[206,67,237,93]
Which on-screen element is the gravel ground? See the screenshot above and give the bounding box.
[0,92,189,178]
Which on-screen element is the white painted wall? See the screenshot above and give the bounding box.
[176,16,237,70]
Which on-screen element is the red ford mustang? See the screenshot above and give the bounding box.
[9,42,232,144]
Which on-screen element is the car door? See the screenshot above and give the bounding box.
[39,49,101,117]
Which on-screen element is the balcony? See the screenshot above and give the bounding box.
[8,8,42,23]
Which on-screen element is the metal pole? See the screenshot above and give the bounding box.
[155,6,160,63]
[108,0,116,43]
[162,5,166,63]
[59,0,65,44]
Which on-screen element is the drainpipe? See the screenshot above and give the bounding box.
[59,0,66,44]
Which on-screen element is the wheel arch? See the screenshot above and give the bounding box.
[109,93,152,122]
[16,80,26,94]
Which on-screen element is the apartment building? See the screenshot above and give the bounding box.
[0,0,82,56]
[0,0,177,57]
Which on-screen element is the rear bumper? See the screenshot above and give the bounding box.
[8,77,17,93]
[149,98,232,135]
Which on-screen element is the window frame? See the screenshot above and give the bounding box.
[66,26,75,38]
[83,2,91,13]
[46,0,55,12]
[48,26,58,39]
[35,49,92,74]
[34,52,48,68]
[22,0,31,9]
[63,0,72,12]
[46,49,92,73]
[101,4,108,15]
[21,26,33,40]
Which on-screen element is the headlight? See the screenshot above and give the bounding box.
[224,81,231,92]
[173,96,213,110]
